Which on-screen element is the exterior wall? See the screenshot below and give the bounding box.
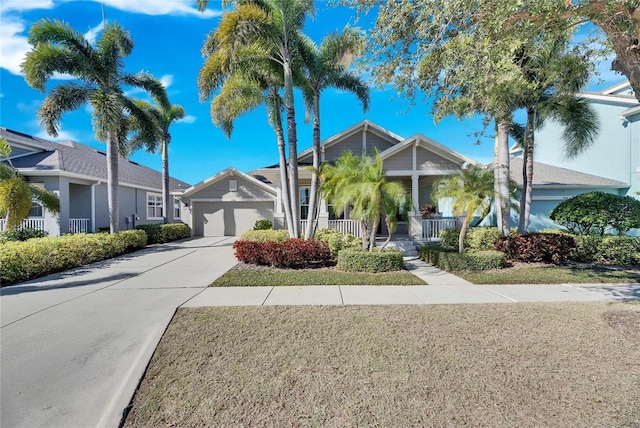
[183,175,274,201]
[192,201,273,236]
[69,183,92,219]
[416,147,460,173]
[365,131,395,156]
[383,146,413,170]
[25,175,61,236]
[324,131,364,160]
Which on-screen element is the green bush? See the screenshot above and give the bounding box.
[573,235,640,267]
[0,230,147,285]
[337,249,404,273]
[420,245,506,271]
[0,227,48,243]
[253,219,273,230]
[240,229,289,242]
[314,228,362,256]
[135,223,190,244]
[439,227,502,251]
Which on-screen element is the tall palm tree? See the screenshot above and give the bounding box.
[513,37,599,233]
[431,165,495,254]
[0,138,60,230]
[298,27,370,239]
[21,19,167,233]
[122,85,185,224]
[198,0,314,238]
[321,150,409,252]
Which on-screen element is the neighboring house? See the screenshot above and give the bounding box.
[1,127,189,235]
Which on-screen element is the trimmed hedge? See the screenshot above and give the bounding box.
[494,233,575,265]
[253,219,273,230]
[337,249,404,273]
[135,223,190,244]
[233,238,332,269]
[420,246,506,271]
[240,229,289,242]
[439,227,503,251]
[0,227,48,243]
[314,228,362,256]
[0,230,147,285]
[572,235,640,267]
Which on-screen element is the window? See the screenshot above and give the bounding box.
[328,205,346,220]
[29,201,44,218]
[174,198,181,219]
[229,179,237,192]
[300,187,310,220]
[147,193,163,219]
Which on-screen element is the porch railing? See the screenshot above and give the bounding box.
[328,220,361,237]
[69,218,90,234]
[0,218,46,232]
[300,219,317,236]
[422,218,457,241]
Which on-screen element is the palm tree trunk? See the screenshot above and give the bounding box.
[283,60,300,238]
[494,117,511,237]
[517,107,535,234]
[161,138,170,224]
[459,214,471,254]
[305,94,321,239]
[379,216,393,252]
[368,218,379,252]
[276,123,294,236]
[106,129,119,233]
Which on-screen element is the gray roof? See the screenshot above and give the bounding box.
[2,128,190,191]
[510,157,628,188]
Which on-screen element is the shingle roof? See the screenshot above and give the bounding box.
[510,158,628,188]
[2,127,190,191]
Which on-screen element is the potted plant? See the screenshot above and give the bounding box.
[420,204,438,218]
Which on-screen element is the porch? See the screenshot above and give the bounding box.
[0,218,91,234]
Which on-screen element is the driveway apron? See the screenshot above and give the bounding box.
[0,236,237,428]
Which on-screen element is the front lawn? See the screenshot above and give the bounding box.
[123,302,640,427]
[211,263,426,286]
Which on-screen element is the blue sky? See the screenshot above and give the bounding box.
[0,0,625,185]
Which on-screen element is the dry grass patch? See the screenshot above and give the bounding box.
[124,302,640,427]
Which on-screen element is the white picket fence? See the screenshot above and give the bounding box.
[0,218,45,232]
[69,218,90,234]
[422,218,457,241]
[328,220,361,237]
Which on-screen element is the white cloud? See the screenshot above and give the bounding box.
[177,115,196,124]
[17,100,42,112]
[0,18,30,75]
[35,128,80,142]
[98,0,222,18]
[84,21,104,45]
[0,0,54,13]
[160,74,173,89]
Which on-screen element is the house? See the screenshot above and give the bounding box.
[1,127,190,235]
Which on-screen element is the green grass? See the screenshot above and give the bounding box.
[458,263,640,284]
[211,264,426,286]
[123,303,640,427]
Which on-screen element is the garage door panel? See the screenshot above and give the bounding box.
[194,201,273,236]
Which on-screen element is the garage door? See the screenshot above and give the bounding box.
[193,201,274,236]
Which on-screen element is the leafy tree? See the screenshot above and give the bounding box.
[549,191,640,236]
[298,27,370,239]
[0,137,60,230]
[122,83,185,224]
[21,19,167,233]
[320,150,409,251]
[198,0,315,238]
[431,166,495,253]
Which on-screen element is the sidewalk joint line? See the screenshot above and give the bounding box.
[261,287,275,305]
[478,286,518,302]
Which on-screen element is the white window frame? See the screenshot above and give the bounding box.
[146,192,163,220]
[29,201,44,218]
[173,198,181,219]
[229,179,238,192]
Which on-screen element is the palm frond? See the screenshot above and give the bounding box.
[38,83,91,137]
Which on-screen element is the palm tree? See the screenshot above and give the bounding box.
[198,0,315,238]
[0,138,60,230]
[21,19,167,233]
[431,166,495,254]
[122,85,185,224]
[513,37,599,233]
[320,150,409,252]
[298,27,370,239]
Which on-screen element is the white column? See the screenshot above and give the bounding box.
[410,173,421,239]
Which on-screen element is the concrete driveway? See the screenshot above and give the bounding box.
[0,236,237,428]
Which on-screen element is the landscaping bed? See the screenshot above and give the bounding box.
[123,302,640,427]
[211,262,426,286]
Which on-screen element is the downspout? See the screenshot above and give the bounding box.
[91,180,102,232]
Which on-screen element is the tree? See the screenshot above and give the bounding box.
[21,19,167,233]
[431,166,495,253]
[320,150,409,252]
[198,0,315,238]
[298,27,370,239]
[550,191,640,236]
[0,138,60,230]
[511,36,600,233]
[122,84,185,224]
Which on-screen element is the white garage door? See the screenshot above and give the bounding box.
[193,201,273,236]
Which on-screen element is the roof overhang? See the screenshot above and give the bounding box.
[18,168,165,192]
[380,134,480,168]
[174,167,277,198]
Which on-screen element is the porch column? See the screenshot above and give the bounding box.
[410,173,422,240]
[273,188,286,230]
[318,197,329,230]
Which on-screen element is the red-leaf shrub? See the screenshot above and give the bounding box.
[494,233,576,265]
[233,238,332,269]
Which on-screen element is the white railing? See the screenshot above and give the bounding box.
[0,218,46,232]
[328,220,362,237]
[300,219,318,236]
[69,218,90,234]
[422,218,457,241]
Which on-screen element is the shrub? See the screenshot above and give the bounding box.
[420,246,505,271]
[135,223,190,244]
[494,233,576,264]
[336,249,404,273]
[253,219,273,230]
[314,228,362,256]
[0,227,48,243]
[240,229,289,242]
[439,227,503,251]
[0,230,147,285]
[549,191,640,236]
[233,238,332,268]
[573,235,640,267]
